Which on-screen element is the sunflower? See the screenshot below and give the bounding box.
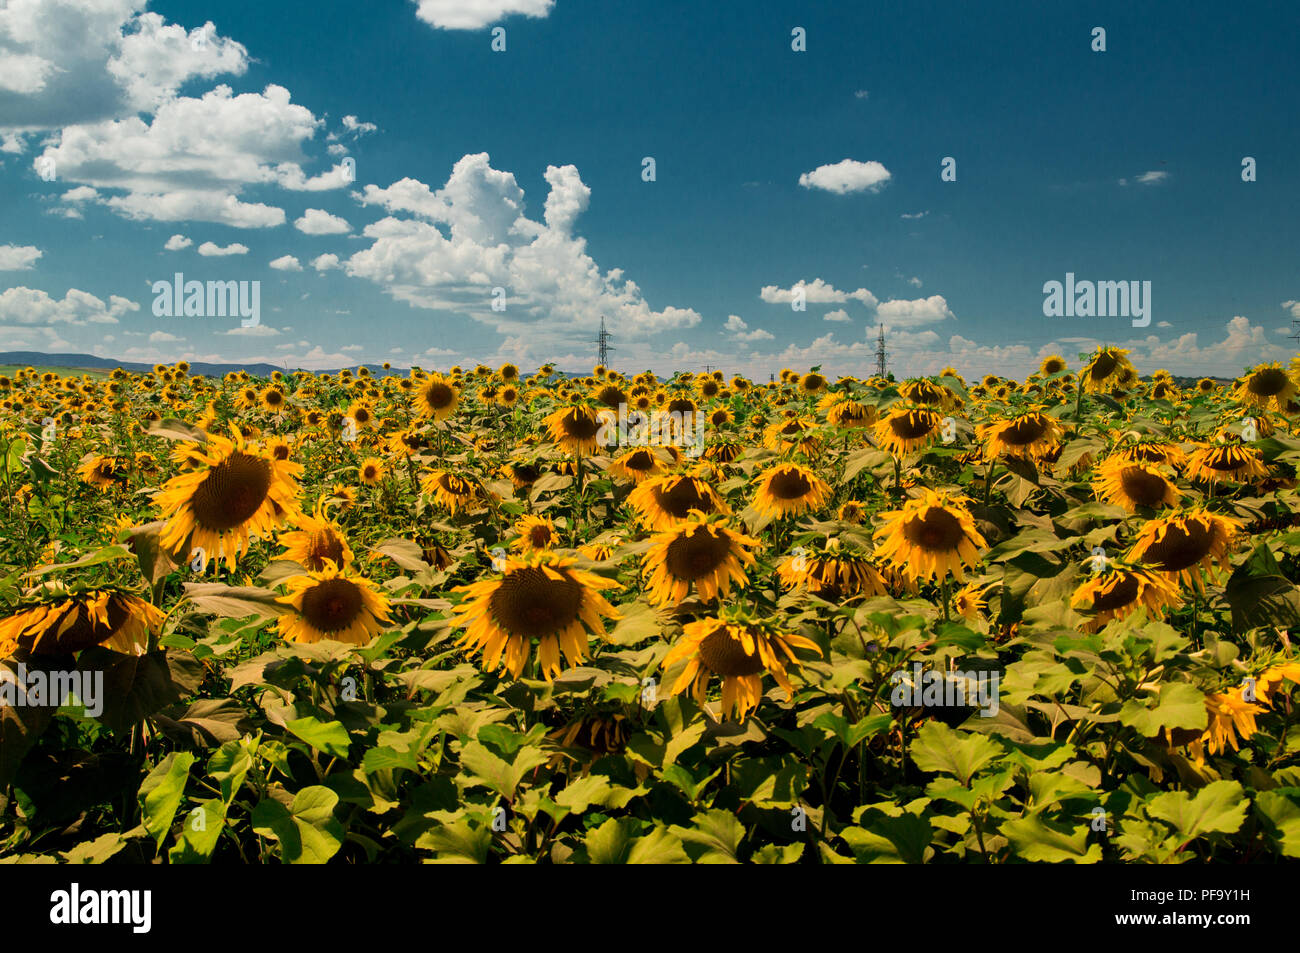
[798,371,828,395]
[763,417,817,454]
[276,564,391,645]
[451,554,621,680]
[1092,455,1181,512]
[511,514,559,554]
[837,500,867,524]
[0,588,163,658]
[1080,347,1136,393]
[819,394,877,429]
[898,379,956,410]
[278,497,355,572]
[1235,362,1297,411]
[1127,509,1240,591]
[358,457,385,485]
[1256,661,1300,706]
[751,462,832,520]
[1039,355,1068,376]
[776,540,885,599]
[415,373,460,420]
[544,404,605,456]
[1196,378,1218,395]
[952,582,993,622]
[976,411,1063,460]
[1185,442,1268,484]
[260,386,288,414]
[874,405,944,456]
[873,489,987,584]
[661,607,822,721]
[155,428,301,570]
[1070,564,1181,631]
[501,459,542,490]
[641,515,759,606]
[422,469,484,514]
[1198,688,1264,757]
[628,474,729,530]
[78,454,127,491]
[1111,438,1188,469]
[608,447,668,483]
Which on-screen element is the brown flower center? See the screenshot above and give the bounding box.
[664,528,733,580]
[697,626,766,676]
[299,578,364,632]
[767,468,813,500]
[889,411,937,440]
[190,451,272,531]
[652,479,716,518]
[902,507,965,552]
[1090,572,1142,612]
[1142,519,1216,572]
[1118,466,1169,506]
[489,566,583,637]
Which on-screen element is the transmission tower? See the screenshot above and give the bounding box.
[1290,310,1300,346]
[596,316,614,367]
[875,325,889,378]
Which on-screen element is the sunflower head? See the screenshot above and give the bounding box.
[875,405,943,456]
[751,462,832,519]
[642,514,759,606]
[873,488,987,584]
[451,554,621,680]
[511,514,560,554]
[278,497,355,572]
[277,563,391,645]
[1092,455,1180,512]
[0,587,163,658]
[416,374,460,420]
[1127,509,1241,591]
[544,404,605,456]
[628,473,730,531]
[1070,563,1181,631]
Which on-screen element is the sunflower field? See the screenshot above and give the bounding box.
[4,349,1300,865]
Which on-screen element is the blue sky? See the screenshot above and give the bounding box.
[0,0,1297,378]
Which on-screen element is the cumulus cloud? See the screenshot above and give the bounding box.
[759,278,877,309]
[197,241,248,256]
[0,286,137,325]
[294,208,351,235]
[412,0,556,30]
[34,84,319,227]
[875,294,954,328]
[0,244,42,270]
[311,253,340,271]
[900,210,928,220]
[1120,170,1169,186]
[798,159,891,194]
[164,234,192,250]
[345,153,701,361]
[269,255,302,271]
[723,314,773,342]
[823,308,851,323]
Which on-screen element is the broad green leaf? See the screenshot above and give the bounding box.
[138,751,196,849]
[1002,815,1103,863]
[910,720,1002,785]
[1147,780,1248,840]
[285,716,351,758]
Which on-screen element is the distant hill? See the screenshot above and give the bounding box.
[0,351,384,378]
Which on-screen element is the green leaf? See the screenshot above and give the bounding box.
[1002,815,1103,863]
[207,739,255,805]
[670,809,745,863]
[138,751,196,849]
[1254,791,1300,858]
[458,741,549,800]
[251,786,344,864]
[168,799,227,863]
[1147,780,1249,840]
[1119,682,1209,737]
[910,720,1002,785]
[841,812,933,863]
[285,716,351,758]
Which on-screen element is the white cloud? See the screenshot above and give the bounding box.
[340,344,363,352]
[0,286,137,325]
[340,115,376,135]
[107,14,249,112]
[412,0,556,30]
[34,84,320,228]
[900,210,929,220]
[345,153,700,361]
[269,255,302,271]
[294,208,351,235]
[197,241,248,256]
[148,330,181,343]
[311,253,341,271]
[1136,170,1169,185]
[164,233,192,250]
[853,89,869,99]
[759,278,877,308]
[907,276,922,288]
[0,244,42,270]
[823,308,851,323]
[798,159,891,195]
[1283,300,1300,319]
[875,295,954,328]
[225,324,280,337]
[61,185,98,203]
[723,314,773,342]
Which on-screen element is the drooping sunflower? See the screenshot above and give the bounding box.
[750,462,832,520]
[77,454,127,491]
[544,404,605,456]
[511,514,559,554]
[1092,455,1181,512]
[1185,442,1268,484]
[414,373,460,421]
[873,489,987,584]
[608,447,668,483]
[276,564,391,645]
[874,405,944,456]
[1235,362,1297,411]
[155,428,301,570]
[0,588,163,658]
[776,539,886,599]
[661,607,822,721]
[501,459,542,490]
[898,378,956,411]
[976,410,1063,461]
[641,515,759,606]
[278,497,355,572]
[819,393,877,428]
[628,473,729,530]
[1127,509,1240,591]
[1111,437,1188,469]
[451,554,621,680]
[1070,564,1181,631]
[1198,688,1264,757]
[1080,347,1136,393]
[422,469,484,514]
